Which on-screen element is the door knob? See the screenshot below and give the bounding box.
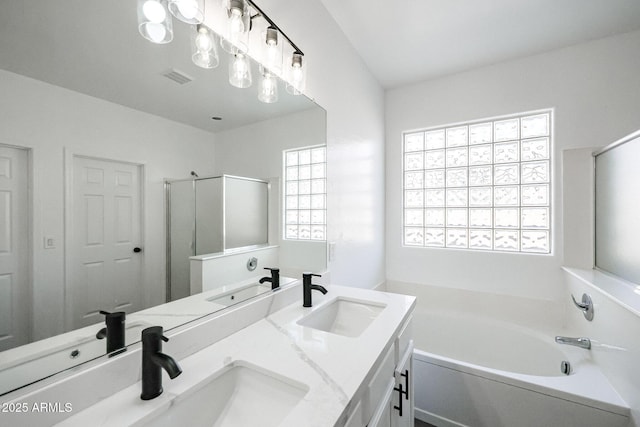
[133,247,142,253]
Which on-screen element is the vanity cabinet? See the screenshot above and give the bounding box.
[347,316,414,427]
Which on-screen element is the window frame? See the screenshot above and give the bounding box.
[401,109,554,254]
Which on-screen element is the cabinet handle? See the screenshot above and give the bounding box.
[393,383,404,417]
[401,369,409,401]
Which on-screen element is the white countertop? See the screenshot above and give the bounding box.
[0,276,297,397]
[55,285,415,427]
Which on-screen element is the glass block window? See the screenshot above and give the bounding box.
[283,145,327,241]
[403,110,552,253]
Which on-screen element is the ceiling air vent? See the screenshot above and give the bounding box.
[162,69,193,85]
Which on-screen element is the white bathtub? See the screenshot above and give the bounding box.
[411,309,630,427]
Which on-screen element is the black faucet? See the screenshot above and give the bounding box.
[140,326,182,400]
[259,267,280,290]
[303,272,327,307]
[96,310,126,354]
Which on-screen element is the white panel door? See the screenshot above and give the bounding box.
[0,146,30,351]
[69,156,142,329]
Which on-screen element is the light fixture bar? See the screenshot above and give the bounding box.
[245,0,304,56]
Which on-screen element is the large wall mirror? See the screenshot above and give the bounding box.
[0,0,326,395]
[595,132,640,284]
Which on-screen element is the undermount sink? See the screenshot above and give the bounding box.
[206,283,271,307]
[297,298,386,337]
[137,361,308,427]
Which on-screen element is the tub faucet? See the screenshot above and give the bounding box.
[555,336,591,350]
[571,293,594,321]
[259,267,280,290]
[96,310,126,354]
[303,272,327,307]
[141,326,182,400]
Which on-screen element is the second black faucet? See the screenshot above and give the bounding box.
[302,272,327,307]
[259,267,280,290]
[96,310,126,354]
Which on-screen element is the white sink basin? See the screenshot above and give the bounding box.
[137,361,308,427]
[297,298,386,337]
[206,283,271,307]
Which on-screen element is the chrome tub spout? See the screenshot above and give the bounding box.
[555,336,591,350]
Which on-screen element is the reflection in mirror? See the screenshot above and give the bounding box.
[166,175,270,301]
[0,0,326,395]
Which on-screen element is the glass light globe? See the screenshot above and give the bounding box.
[143,0,166,23]
[146,23,168,43]
[286,53,306,95]
[177,0,198,19]
[195,30,212,51]
[138,0,173,44]
[258,69,278,103]
[192,25,219,69]
[229,53,252,88]
[220,0,249,54]
[168,0,204,24]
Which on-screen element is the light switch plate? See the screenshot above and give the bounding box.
[328,242,336,261]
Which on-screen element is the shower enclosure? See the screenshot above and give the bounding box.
[165,175,269,301]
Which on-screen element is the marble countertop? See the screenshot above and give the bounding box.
[0,276,297,397]
[55,285,415,427]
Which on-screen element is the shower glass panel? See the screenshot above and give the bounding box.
[195,177,224,254]
[225,176,268,250]
[166,175,269,302]
[168,180,195,301]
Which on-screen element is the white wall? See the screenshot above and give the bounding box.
[191,246,279,293]
[213,108,327,275]
[385,30,640,301]
[255,0,387,289]
[213,108,325,178]
[0,70,217,340]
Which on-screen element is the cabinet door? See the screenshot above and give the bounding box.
[368,379,394,427]
[392,340,414,427]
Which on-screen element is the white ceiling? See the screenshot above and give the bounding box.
[320,0,640,88]
[0,1,317,133]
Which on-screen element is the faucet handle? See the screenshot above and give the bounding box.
[99,310,126,320]
[264,267,280,273]
[571,293,594,321]
[303,272,322,278]
[142,326,169,342]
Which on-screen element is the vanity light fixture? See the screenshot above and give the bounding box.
[258,66,278,103]
[168,0,204,24]
[246,0,306,95]
[192,24,220,69]
[136,0,308,98]
[137,0,174,44]
[229,53,252,88]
